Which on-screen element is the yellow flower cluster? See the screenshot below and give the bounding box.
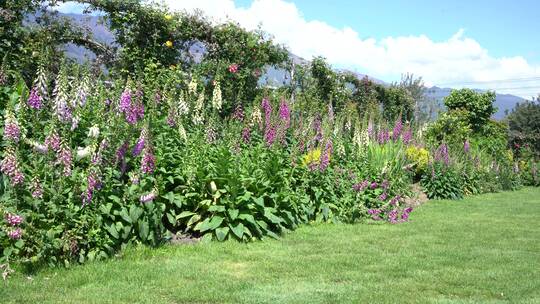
[406,146,429,174]
[302,148,322,167]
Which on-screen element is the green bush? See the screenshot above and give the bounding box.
[421,163,464,200]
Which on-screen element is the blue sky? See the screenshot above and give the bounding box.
[238,0,540,65]
[56,0,540,97]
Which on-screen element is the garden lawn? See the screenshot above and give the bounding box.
[2,188,540,304]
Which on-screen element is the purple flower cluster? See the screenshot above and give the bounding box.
[55,99,73,123]
[140,189,157,203]
[352,180,369,192]
[264,125,277,146]
[7,228,22,240]
[464,140,470,153]
[5,213,23,240]
[278,99,291,129]
[402,127,412,145]
[370,205,413,224]
[141,146,156,174]
[368,209,382,220]
[377,129,390,145]
[232,104,245,121]
[401,207,413,221]
[119,89,132,113]
[312,114,322,143]
[241,126,251,144]
[0,149,24,186]
[381,179,389,190]
[27,88,43,109]
[116,142,129,165]
[56,144,73,176]
[30,177,43,199]
[389,195,401,206]
[434,143,450,165]
[392,119,402,141]
[3,118,20,143]
[82,170,101,206]
[388,209,399,223]
[45,131,61,152]
[5,213,23,226]
[261,97,272,128]
[119,88,144,124]
[132,128,147,156]
[319,139,333,171]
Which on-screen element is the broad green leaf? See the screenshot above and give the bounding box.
[129,205,143,223]
[139,220,149,240]
[264,208,283,224]
[208,205,226,212]
[228,209,239,220]
[215,227,230,241]
[253,197,265,207]
[229,223,245,239]
[199,215,224,232]
[177,211,196,219]
[106,224,119,239]
[120,208,132,223]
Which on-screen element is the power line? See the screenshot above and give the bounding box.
[477,86,540,91]
[436,76,540,86]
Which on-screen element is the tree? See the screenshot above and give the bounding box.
[506,99,540,158]
[443,88,497,131]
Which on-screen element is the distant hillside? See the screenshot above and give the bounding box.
[425,86,526,120]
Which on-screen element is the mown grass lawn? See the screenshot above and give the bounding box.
[2,188,539,304]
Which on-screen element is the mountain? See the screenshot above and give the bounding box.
[55,13,526,119]
[425,86,526,120]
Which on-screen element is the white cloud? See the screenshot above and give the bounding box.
[163,0,540,98]
[52,2,89,14]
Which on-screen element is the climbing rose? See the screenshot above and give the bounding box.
[228,64,239,73]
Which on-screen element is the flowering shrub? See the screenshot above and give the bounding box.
[406,145,429,176]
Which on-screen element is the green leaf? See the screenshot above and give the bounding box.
[129,205,143,223]
[106,224,119,239]
[253,197,265,207]
[177,211,196,219]
[139,220,149,240]
[208,205,226,212]
[215,227,230,241]
[120,208,132,223]
[187,214,201,227]
[99,203,113,215]
[228,209,239,220]
[229,223,245,239]
[238,213,257,226]
[166,212,175,224]
[109,195,122,204]
[199,215,224,232]
[264,208,283,224]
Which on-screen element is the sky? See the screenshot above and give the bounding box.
[55,0,540,98]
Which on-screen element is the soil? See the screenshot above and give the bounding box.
[404,183,429,207]
[169,233,200,245]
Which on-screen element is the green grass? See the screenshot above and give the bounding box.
[2,188,540,304]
